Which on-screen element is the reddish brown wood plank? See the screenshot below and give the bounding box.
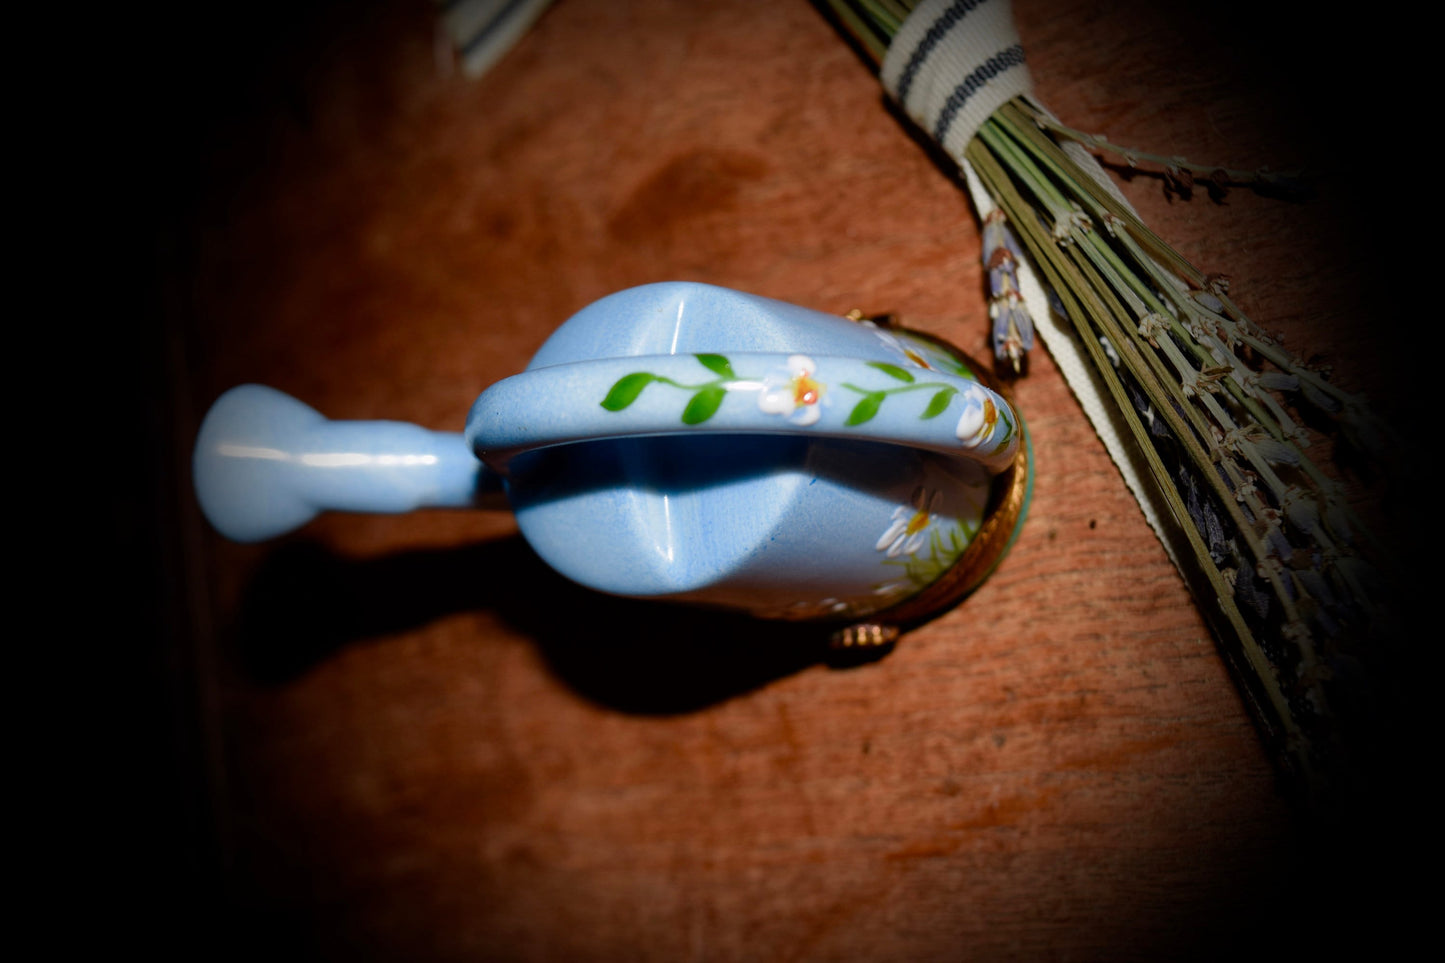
[132,0,1422,958]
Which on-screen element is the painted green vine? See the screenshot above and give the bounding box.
[842,361,967,427]
[600,353,738,425]
[598,353,1008,444]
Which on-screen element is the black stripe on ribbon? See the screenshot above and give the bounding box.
[894,0,991,106]
[932,43,1026,144]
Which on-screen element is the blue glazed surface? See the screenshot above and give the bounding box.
[192,282,1024,620]
[471,283,1015,619]
[526,282,895,367]
[193,384,493,543]
[466,353,1016,470]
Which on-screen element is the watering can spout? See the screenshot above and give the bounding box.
[192,383,499,543]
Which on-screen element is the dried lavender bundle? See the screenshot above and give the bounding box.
[822,0,1397,799]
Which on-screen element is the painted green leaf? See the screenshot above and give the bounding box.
[695,353,736,378]
[996,404,1014,435]
[846,392,884,426]
[601,372,658,411]
[682,385,727,424]
[987,406,1016,454]
[921,387,957,419]
[867,361,915,383]
[941,356,972,378]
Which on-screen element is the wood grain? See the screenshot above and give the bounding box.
[125,0,1425,958]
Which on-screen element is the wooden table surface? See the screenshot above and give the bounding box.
[118,0,1427,958]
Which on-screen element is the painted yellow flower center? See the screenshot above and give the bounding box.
[904,509,931,536]
[792,373,821,406]
[983,398,997,429]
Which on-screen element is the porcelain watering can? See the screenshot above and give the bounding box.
[194,283,1030,641]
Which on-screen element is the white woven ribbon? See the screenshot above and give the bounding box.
[881,0,1033,157]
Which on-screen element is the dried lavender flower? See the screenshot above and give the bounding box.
[824,0,1394,802]
[981,210,1035,373]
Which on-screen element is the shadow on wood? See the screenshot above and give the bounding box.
[232,535,838,713]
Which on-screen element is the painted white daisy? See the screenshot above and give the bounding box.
[954,386,999,445]
[876,486,941,558]
[870,326,936,370]
[758,354,825,426]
